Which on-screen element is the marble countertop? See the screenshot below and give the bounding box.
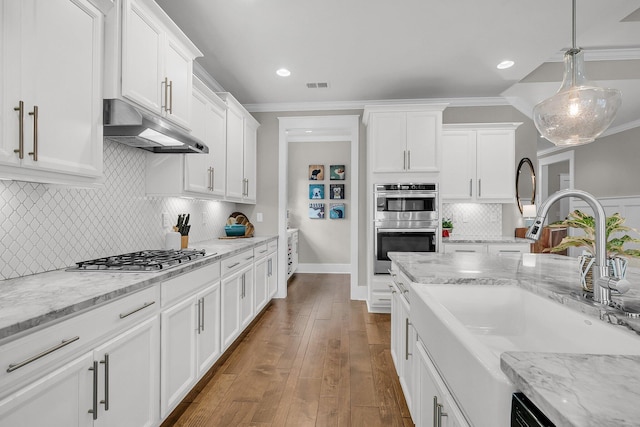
[0,236,277,343]
[389,252,640,427]
[443,235,530,244]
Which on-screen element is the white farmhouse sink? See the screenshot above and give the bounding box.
[409,284,640,427]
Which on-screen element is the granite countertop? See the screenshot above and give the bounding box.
[389,252,640,427]
[443,235,530,244]
[0,236,277,344]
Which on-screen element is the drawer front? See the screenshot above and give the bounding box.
[161,261,221,307]
[267,239,278,253]
[221,250,254,277]
[487,243,530,255]
[253,244,269,260]
[0,285,159,396]
[443,243,487,253]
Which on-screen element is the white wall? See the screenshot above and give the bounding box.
[0,141,237,280]
[287,140,351,268]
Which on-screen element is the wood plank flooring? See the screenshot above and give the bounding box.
[163,273,413,427]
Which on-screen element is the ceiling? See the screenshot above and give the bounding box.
[156,0,640,146]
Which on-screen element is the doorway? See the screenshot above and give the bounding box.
[538,151,575,225]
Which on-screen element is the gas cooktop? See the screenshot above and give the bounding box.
[68,249,209,272]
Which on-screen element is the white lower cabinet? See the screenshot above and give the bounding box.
[220,250,255,351]
[415,340,469,427]
[266,250,278,299]
[255,240,278,312]
[443,242,530,255]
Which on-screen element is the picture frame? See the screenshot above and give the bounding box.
[329,165,345,180]
[330,203,345,219]
[309,184,325,199]
[309,203,325,219]
[330,184,344,200]
[308,165,324,180]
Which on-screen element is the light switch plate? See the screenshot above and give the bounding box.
[257,212,264,222]
[162,212,171,228]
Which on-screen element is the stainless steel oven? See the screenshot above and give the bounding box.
[374,183,438,274]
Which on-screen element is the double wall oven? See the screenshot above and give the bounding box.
[374,183,438,274]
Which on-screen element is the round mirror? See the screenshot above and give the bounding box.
[516,157,536,214]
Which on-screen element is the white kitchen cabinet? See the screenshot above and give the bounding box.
[220,250,255,350]
[415,340,469,427]
[106,0,202,129]
[443,242,530,255]
[145,77,227,199]
[0,352,94,427]
[217,92,259,204]
[266,241,278,299]
[287,230,299,279]
[254,239,278,312]
[363,105,445,174]
[441,123,521,203]
[160,262,222,418]
[93,316,159,427]
[0,0,104,185]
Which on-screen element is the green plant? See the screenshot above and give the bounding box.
[442,218,454,230]
[547,210,640,258]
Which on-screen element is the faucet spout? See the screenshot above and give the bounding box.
[525,189,611,304]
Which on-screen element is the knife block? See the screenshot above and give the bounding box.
[181,235,189,249]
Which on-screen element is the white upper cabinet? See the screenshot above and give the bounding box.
[145,77,227,199]
[363,105,445,174]
[0,0,105,185]
[217,92,260,204]
[105,0,202,130]
[441,123,521,203]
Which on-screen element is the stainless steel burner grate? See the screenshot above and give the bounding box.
[69,249,207,272]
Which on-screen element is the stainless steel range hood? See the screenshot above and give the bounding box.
[103,99,208,154]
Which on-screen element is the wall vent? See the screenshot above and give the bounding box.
[306,82,329,89]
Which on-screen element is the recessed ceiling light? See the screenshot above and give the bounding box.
[305,130,313,133]
[497,60,515,70]
[276,68,291,77]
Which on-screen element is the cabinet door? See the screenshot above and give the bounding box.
[267,253,278,298]
[240,266,254,329]
[122,0,163,114]
[475,129,515,201]
[207,100,227,196]
[184,88,214,195]
[0,0,21,168]
[160,297,197,417]
[94,316,159,427]
[243,120,257,203]
[196,283,221,376]
[254,257,268,314]
[225,104,245,201]
[0,352,93,427]
[441,131,476,200]
[164,37,192,129]
[406,111,439,172]
[390,287,401,370]
[442,243,487,254]
[370,112,407,173]
[221,271,242,350]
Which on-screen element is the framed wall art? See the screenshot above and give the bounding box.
[309,203,325,219]
[330,184,344,200]
[330,165,345,180]
[330,203,345,219]
[309,184,325,199]
[308,165,324,180]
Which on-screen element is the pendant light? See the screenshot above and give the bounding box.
[533,0,622,146]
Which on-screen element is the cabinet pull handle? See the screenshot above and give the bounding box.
[200,297,205,332]
[227,262,240,269]
[268,258,272,276]
[168,80,173,114]
[196,299,201,334]
[89,361,99,420]
[100,353,110,411]
[478,179,481,197]
[207,167,212,190]
[28,106,38,161]
[14,101,24,159]
[469,179,473,197]
[210,167,215,191]
[7,336,80,373]
[245,255,255,261]
[242,274,246,298]
[403,150,407,170]
[405,318,411,360]
[162,77,169,112]
[433,396,439,427]
[119,301,155,319]
[407,150,411,170]
[379,298,391,301]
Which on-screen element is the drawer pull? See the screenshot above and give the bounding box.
[258,249,267,254]
[227,262,241,269]
[379,298,391,301]
[245,255,254,261]
[119,301,155,319]
[7,336,80,373]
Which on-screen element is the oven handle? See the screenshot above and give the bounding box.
[376,228,438,233]
[375,192,437,198]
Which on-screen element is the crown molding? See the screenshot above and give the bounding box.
[193,62,226,93]
[244,96,510,113]
[547,47,640,62]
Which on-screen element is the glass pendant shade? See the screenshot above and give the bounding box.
[533,49,622,146]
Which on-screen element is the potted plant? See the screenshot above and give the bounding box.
[546,210,640,291]
[442,218,454,237]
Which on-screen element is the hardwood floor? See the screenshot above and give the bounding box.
[164,273,413,426]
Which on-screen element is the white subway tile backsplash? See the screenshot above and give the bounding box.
[0,140,237,280]
[442,203,502,237]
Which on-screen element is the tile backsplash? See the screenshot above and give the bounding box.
[0,140,237,280]
[442,203,502,237]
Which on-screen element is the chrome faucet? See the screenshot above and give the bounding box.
[525,189,630,305]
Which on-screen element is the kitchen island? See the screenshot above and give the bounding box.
[389,251,640,427]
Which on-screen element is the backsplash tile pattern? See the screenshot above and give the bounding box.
[0,140,237,280]
[442,203,502,237]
